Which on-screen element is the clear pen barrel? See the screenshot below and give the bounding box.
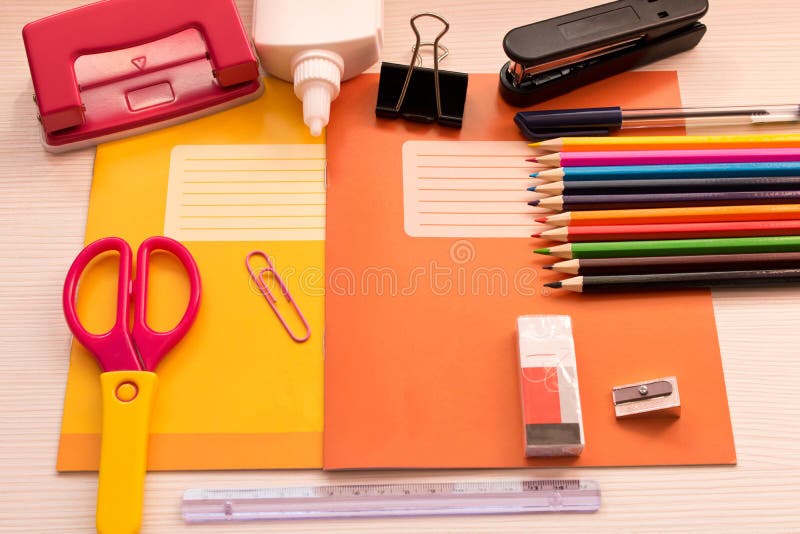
[621,104,800,128]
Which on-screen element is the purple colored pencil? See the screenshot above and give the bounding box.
[547,252,800,275]
[532,190,800,211]
[534,148,800,168]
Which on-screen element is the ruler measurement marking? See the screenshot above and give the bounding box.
[183,479,600,522]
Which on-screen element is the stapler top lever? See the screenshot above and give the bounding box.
[499,0,708,107]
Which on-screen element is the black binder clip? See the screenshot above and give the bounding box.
[376,13,468,128]
[499,0,708,107]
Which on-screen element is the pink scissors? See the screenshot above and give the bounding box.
[62,236,201,534]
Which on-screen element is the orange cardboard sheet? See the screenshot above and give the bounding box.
[323,72,736,469]
[58,78,325,471]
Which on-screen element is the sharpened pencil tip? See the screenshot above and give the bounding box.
[531,233,541,238]
[542,265,553,270]
[544,281,562,288]
[529,172,539,178]
[528,200,540,206]
[527,186,537,192]
[525,158,538,162]
[534,248,550,255]
[534,217,547,223]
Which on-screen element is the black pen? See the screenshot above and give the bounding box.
[515,104,800,141]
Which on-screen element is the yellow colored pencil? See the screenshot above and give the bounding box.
[531,134,800,153]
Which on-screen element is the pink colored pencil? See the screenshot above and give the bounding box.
[533,148,800,168]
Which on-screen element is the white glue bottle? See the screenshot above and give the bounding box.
[252,0,384,136]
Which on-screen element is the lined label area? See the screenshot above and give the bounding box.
[402,141,546,237]
[165,145,326,241]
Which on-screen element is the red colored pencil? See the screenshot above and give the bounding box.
[535,220,800,242]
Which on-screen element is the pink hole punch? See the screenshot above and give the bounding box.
[22,0,263,152]
[246,251,311,343]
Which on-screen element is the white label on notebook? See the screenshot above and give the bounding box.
[402,141,547,238]
[165,144,326,241]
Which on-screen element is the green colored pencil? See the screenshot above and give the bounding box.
[534,236,800,259]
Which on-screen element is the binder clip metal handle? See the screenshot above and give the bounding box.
[396,13,449,120]
[375,13,468,128]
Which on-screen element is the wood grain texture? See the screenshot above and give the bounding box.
[1,1,799,531]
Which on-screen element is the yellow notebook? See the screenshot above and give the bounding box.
[57,78,325,471]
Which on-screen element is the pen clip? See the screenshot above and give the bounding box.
[246,251,311,343]
[514,107,621,141]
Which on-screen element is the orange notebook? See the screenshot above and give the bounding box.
[324,72,736,469]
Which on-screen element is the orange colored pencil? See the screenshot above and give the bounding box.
[536,204,800,227]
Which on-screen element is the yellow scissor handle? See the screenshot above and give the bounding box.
[97,371,158,534]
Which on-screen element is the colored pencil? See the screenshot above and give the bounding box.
[544,269,800,292]
[530,134,800,153]
[536,205,800,226]
[531,191,800,211]
[535,220,800,242]
[534,162,800,182]
[531,177,800,195]
[546,253,800,275]
[533,148,800,168]
[533,236,800,259]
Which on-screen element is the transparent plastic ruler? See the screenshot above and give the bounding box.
[182,479,600,522]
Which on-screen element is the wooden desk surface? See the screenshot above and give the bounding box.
[1,1,799,531]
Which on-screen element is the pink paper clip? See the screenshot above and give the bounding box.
[246,251,311,343]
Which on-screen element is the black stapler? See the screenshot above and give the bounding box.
[499,0,708,107]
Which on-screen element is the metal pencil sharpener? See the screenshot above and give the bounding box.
[612,376,680,418]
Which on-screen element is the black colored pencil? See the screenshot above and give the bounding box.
[531,191,800,211]
[545,269,800,292]
[532,176,800,196]
[546,252,800,275]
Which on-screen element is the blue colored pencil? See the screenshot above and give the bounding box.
[534,162,800,182]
